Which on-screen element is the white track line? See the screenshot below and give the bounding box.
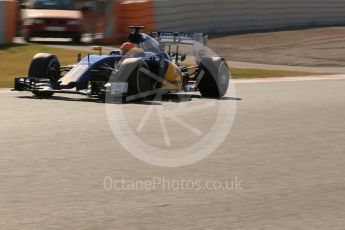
[233,75,345,84]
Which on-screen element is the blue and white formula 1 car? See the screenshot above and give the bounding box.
[14,26,230,103]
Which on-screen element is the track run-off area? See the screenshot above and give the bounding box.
[1,75,344,229]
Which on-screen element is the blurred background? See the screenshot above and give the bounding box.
[1,0,344,45]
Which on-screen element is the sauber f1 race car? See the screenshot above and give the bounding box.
[14,26,230,103]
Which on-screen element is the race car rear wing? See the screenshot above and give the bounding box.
[152,32,209,64]
[151,32,208,46]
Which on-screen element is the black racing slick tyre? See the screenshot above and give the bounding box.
[128,62,152,98]
[111,58,157,103]
[28,53,61,98]
[197,57,230,98]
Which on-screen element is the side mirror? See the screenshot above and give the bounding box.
[77,53,82,62]
[91,46,103,55]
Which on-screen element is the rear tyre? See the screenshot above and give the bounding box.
[197,57,230,98]
[28,53,61,98]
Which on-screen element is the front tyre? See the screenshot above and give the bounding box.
[28,53,61,98]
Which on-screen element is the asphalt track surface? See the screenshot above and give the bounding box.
[1,76,344,229]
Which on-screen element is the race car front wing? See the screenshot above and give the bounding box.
[14,77,53,92]
[13,77,106,96]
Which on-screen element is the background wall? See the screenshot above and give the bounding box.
[10,0,345,44]
[154,0,345,33]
